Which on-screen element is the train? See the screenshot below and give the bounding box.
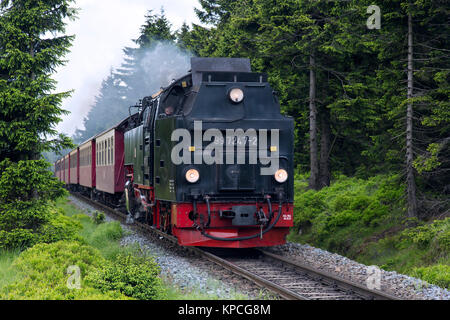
[55,57,294,248]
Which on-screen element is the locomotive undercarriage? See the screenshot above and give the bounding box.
[121,181,293,247]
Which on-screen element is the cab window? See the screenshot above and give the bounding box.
[159,86,185,117]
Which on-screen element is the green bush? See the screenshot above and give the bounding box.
[0,160,73,250]
[0,203,82,250]
[86,253,165,300]
[92,211,106,224]
[0,241,129,300]
[400,218,450,251]
[0,229,37,251]
[0,200,52,231]
[38,212,82,244]
[0,159,66,204]
[291,173,449,289]
[412,265,450,289]
[292,174,403,246]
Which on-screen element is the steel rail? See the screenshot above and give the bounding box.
[258,250,400,300]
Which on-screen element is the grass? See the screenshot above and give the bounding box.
[0,250,20,290]
[55,197,128,259]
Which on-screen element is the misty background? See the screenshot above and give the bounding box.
[54,0,200,138]
[71,40,192,145]
[47,5,199,162]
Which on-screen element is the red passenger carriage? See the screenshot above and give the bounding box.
[95,128,125,195]
[69,149,79,185]
[63,154,69,184]
[79,140,96,189]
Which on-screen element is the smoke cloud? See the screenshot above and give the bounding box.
[71,41,193,144]
[140,42,192,93]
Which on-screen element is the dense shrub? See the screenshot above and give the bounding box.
[0,203,82,250]
[0,200,52,230]
[1,198,167,300]
[86,253,165,300]
[412,265,450,289]
[0,160,69,250]
[292,174,404,246]
[0,241,129,300]
[0,229,37,250]
[0,160,66,203]
[92,211,106,224]
[400,218,450,252]
[38,212,82,244]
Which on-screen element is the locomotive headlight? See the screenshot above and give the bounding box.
[185,169,200,183]
[229,88,244,103]
[274,169,288,183]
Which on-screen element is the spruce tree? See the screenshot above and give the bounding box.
[0,0,75,161]
[0,0,76,249]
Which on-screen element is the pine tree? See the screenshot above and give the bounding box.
[0,0,76,249]
[367,0,449,217]
[136,8,176,48]
[194,0,240,25]
[0,0,75,162]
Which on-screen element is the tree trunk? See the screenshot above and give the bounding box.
[308,53,319,190]
[30,42,40,161]
[406,12,418,218]
[319,108,331,188]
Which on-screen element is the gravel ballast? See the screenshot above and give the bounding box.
[266,242,450,300]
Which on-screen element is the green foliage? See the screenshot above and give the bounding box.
[0,0,75,254]
[0,200,51,233]
[136,9,176,47]
[399,218,450,252]
[292,174,404,248]
[179,0,450,208]
[0,159,71,250]
[54,198,125,259]
[413,143,443,173]
[37,211,82,244]
[0,206,81,251]
[92,211,106,225]
[359,217,450,287]
[0,229,37,251]
[86,253,165,300]
[412,265,450,289]
[0,159,66,203]
[291,174,449,288]
[0,241,129,300]
[0,0,76,160]
[0,167,79,250]
[0,250,20,290]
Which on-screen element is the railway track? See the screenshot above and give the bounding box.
[70,192,399,300]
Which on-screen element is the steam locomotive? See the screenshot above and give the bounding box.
[55,58,294,248]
